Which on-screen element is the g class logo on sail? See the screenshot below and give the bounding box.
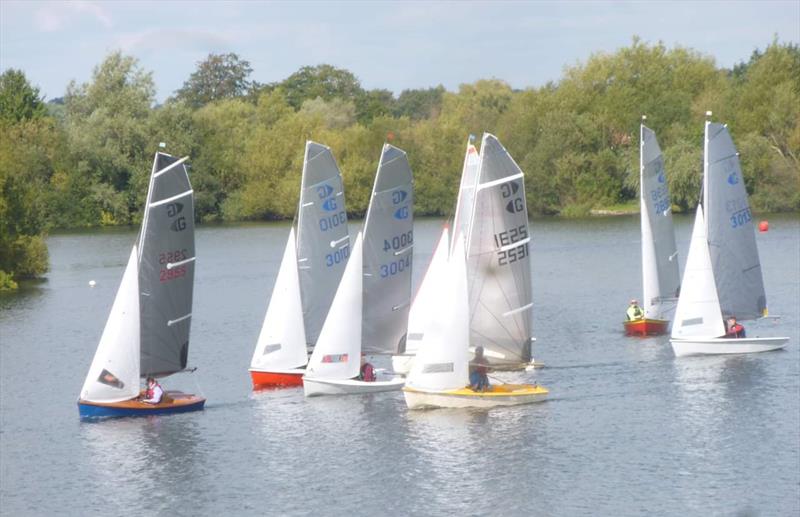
[322,198,338,212]
[317,184,334,199]
[166,202,183,217]
[394,206,409,220]
[392,190,408,205]
[171,217,187,232]
[727,172,739,185]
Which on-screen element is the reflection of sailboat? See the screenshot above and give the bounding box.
[670,116,788,356]
[403,232,548,409]
[303,144,412,396]
[249,142,349,388]
[78,152,204,418]
[625,120,680,336]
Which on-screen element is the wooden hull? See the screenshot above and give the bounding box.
[303,376,405,397]
[78,391,205,419]
[671,336,789,357]
[624,318,669,336]
[249,368,305,389]
[403,383,549,409]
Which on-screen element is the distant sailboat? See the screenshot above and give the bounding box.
[466,133,536,368]
[303,144,412,396]
[625,120,680,336]
[249,142,349,388]
[403,231,548,409]
[78,152,205,418]
[670,116,789,356]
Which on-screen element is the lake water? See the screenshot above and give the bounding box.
[1,215,798,516]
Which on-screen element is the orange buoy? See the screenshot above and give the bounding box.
[759,220,769,232]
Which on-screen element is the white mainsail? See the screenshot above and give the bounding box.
[250,228,308,371]
[80,247,141,403]
[466,133,533,365]
[305,233,364,381]
[671,205,726,339]
[362,144,414,355]
[640,124,680,319]
[703,122,766,321]
[405,228,450,356]
[406,233,470,392]
[451,142,480,254]
[296,141,350,346]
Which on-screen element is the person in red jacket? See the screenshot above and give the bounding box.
[725,317,746,338]
[359,354,376,382]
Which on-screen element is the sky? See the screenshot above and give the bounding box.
[1,0,798,103]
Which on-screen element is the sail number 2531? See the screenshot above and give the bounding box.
[494,225,529,266]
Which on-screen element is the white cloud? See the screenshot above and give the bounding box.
[116,27,233,53]
[34,0,113,32]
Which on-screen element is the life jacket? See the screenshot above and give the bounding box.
[626,305,643,320]
[360,363,376,382]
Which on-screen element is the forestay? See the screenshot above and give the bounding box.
[297,141,350,345]
[405,228,449,356]
[703,122,766,321]
[640,124,680,319]
[138,153,195,377]
[305,233,364,381]
[406,233,470,391]
[671,206,726,339]
[451,142,480,255]
[80,247,141,403]
[362,144,414,355]
[466,133,533,365]
[250,228,308,371]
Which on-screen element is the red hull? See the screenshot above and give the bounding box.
[250,370,304,389]
[624,318,669,336]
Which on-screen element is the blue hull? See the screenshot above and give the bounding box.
[78,399,205,420]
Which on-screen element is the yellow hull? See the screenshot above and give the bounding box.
[403,383,548,409]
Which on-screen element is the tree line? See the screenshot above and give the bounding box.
[1,38,798,289]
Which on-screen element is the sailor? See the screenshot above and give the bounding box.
[359,354,376,382]
[724,316,746,338]
[626,299,644,321]
[469,346,490,392]
[141,376,164,404]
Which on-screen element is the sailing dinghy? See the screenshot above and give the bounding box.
[403,232,548,409]
[625,120,680,336]
[78,152,204,418]
[670,117,788,356]
[249,142,349,388]
[303,144,413,396]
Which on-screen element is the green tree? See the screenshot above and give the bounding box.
[64,51,155,223]
[174,53,254,108]
[276,64,364,109]
[394,86,445,120]
[0,69,47,123]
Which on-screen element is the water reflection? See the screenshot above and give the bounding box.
[80,415,205,515]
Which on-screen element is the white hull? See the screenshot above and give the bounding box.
[670,336,788,357]
[403,387,548,409]
[303,375,405,397]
